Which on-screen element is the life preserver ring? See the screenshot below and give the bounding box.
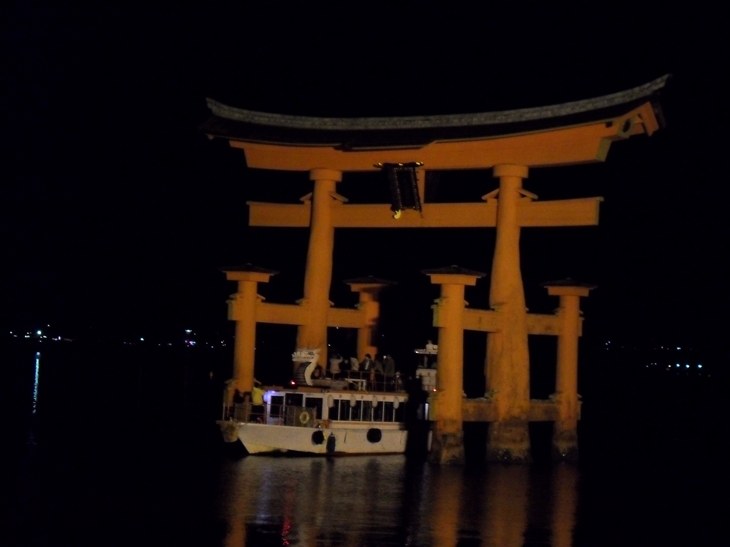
[299,411,310,426]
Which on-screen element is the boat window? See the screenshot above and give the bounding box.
[305,397,323,421]
[373,401,384,422]
[383,402,394,422]
[395,402,406,422]
[351,401,362,421]
[285,393,304,408]
[362,401,373,421]
[270,395,284,418]
[329,400,339,421]
[340,399,350,421]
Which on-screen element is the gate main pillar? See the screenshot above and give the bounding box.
[486,164,532,463]
[296,169,342,368]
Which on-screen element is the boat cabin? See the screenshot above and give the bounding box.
[264,390,407,427]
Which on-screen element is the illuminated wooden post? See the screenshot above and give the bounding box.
[486,164,532,463]
[543,280,594,461]
[344,276,395,359]
[222,264,276,400]
[425,266,484,465]
[296,168,342,363]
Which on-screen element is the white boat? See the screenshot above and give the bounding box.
[219,349,411,455]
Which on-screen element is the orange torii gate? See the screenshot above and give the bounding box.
[202,75,667,463]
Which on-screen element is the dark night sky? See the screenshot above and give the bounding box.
[2,3,728,353]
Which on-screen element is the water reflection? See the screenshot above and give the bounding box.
[552,465,578,547]
[217,456,579,546]
[483,465,529,547]
[32,351,40,414]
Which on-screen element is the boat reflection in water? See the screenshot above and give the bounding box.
[217,456,578,546]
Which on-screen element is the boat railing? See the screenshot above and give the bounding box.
[338,371,405,392]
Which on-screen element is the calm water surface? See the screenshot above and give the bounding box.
[3,343,725,546]
[217,456,579,547]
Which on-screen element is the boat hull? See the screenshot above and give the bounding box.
[229,422,407,455]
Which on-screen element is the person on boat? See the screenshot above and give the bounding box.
[236,390,252,421]
[383,354,396,376]
[328,352,343,379]
[348,356,359,374]
[232,388,245,420]
[251,380,265,423]
[394,371,404,391]
[362,354,383,390]
[425,340,438,367]
[360,354,373,387]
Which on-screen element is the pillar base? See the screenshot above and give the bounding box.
[552,421,579,462]
[428,431,465,465]
[487,420,531,464]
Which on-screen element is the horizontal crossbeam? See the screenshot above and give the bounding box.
[435,308,582,336]
[255,303,309,325]
[248,197,602,228]
[231,119,642,171]
[230,301,369,329]
[327,307,369,329]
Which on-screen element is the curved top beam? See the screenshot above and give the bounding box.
[206,75,668,132]
[200,76,668,170]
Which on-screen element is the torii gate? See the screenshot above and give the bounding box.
[202,75,667,463]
